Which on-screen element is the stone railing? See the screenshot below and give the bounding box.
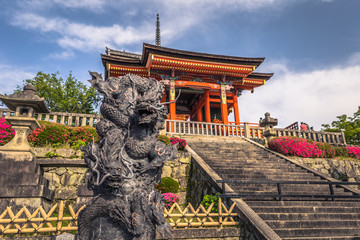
[165,120,346,145]
[0,108,100,127]
[165,120,263,139]
[0,109,346,145]
[274,128,346,145]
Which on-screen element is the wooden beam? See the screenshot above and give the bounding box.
[209,99,233,104]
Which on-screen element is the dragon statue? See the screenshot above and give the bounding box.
[77,72,177,240]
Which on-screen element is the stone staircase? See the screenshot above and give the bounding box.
[187,137,360,240]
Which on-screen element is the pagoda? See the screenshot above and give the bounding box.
[101,15,272,125]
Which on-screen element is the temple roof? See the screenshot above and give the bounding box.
[102,43,266,68]
[101,43,273,91]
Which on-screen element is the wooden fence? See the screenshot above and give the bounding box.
[0,199,238,236]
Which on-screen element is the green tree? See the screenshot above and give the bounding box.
[17,71,101,114]
[322,106,360,145]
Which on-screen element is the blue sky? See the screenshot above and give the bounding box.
[0,0,359,129]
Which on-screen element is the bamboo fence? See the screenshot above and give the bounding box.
[0,199,238,236]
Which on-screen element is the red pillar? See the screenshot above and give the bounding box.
[196,107,202,122]
[205,90,211,123]
[169,79,176,120]
[232,92,240,125]
[220,83,228,124]
[169,79,176,132]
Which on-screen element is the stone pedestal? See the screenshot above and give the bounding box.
[0,117,40,161]
[0,161,53,211]
[259,112,278,147]
[0,84,53,210]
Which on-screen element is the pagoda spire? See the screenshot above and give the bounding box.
[155,13,161,46]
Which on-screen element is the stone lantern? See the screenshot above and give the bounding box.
[259,112,278,147]
[0,84,49,161]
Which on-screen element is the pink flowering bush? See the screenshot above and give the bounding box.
[269,137,326,158]
[162,192,179,208]
[346,146,360,159]
[28,120,98,148]
[28,121,70,146]
[269,136,360,159]
[170,137,187,150]
[0,117,15,146]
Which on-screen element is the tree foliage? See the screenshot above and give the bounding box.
[322,106,360,145]
[17,71,101,114]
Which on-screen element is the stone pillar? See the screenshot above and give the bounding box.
[244,122,251,138]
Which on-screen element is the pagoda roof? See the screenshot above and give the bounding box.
[246,72,274,81]
[102,43,266,68]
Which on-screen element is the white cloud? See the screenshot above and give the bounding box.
[47,51,75,60]
[239,62,360,130]
[19,0,105,12]
[53,0,105,11]
[10,0,295,52]
[348,52,360,66]
[11,13,154,51]
[0,64,35,95]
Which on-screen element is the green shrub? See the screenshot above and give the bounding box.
[155,177,179,193]
[334,146,349,157]
[44,151,62,158]
[315,143,335,158]
[158,134,170,145]
[201,193,220,213]
[70,139,88,150]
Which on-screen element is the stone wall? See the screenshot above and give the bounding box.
[42,165,88,200]
[159,152,191,204]
[186,156,222,207]
[293,157,360,185]
[34,148,193,204]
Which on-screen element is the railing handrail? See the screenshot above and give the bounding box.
[216,179,360,186]
[217,179,360,201]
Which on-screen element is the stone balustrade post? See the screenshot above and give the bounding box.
[244,122,251,138]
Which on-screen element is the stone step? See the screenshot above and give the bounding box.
[212,167,309,174]
[220,174,323,181]
[251,206,360,214]
[246,201,360,207]
[274,227,360,238]
[232,186,349,194]
[267,219,360,229]
[258,212,360,221]
[189,138,360,239]
[282,236,360,240]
